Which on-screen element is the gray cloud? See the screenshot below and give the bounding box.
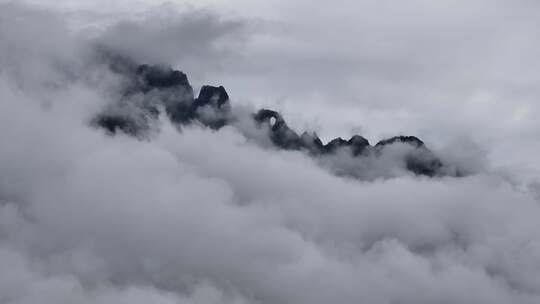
[192,0,540,165]
[2,2,540,304]
[96,8,245,66]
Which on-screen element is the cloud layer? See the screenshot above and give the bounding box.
[1,2,540,304]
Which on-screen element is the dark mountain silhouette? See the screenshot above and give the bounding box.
[93,61,449,178]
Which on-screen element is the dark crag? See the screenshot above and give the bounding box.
[93,62,450,178]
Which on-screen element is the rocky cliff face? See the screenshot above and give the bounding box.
[93,61,453,178]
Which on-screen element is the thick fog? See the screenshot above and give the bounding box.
[2,2,540,304]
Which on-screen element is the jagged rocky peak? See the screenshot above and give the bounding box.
[192,85,231,129]
[348,135,370,156]
[323,135,370,156]
[91,61,455,178]
[375,136,425,148]
[252,110,370,156]
[324,137,349,153]
[135,64,191,90]
[300,131,324,154]
[196,85,230,109]
[250,109,441,178]
[94,60,235,132]
[374,135,442,176]
[254,109,303,150]
[253,109,284,128]
[93,115,142,136]
[405,154,443,177]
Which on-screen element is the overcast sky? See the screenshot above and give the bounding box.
[2,1,540,303]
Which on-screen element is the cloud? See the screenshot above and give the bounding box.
[0,246,249,304]
[95,6,246,70]
[180,0,540,166]
[1,2,540,304]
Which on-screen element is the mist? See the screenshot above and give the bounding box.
[1,2,540,304]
